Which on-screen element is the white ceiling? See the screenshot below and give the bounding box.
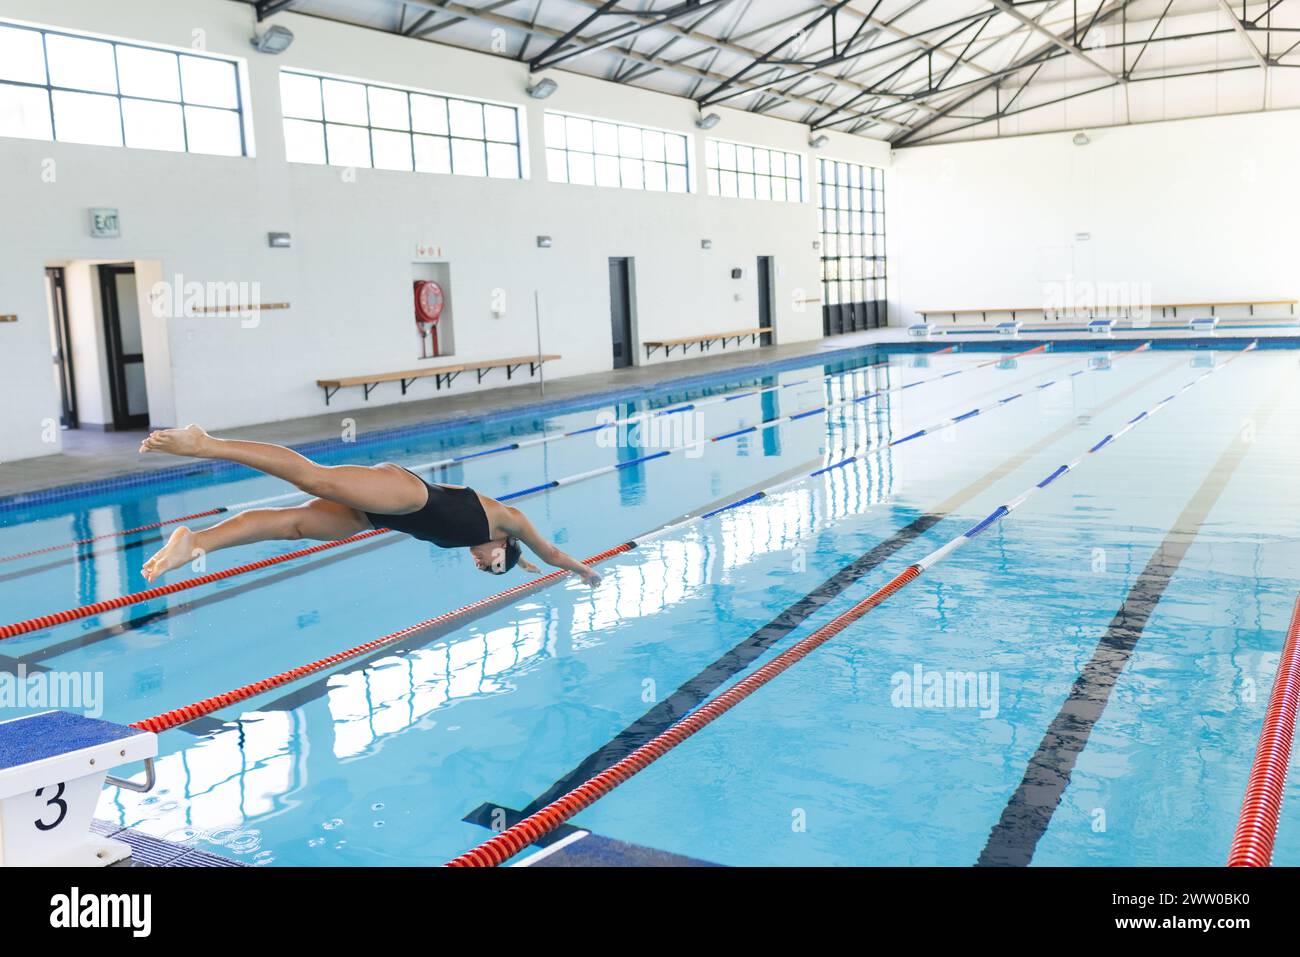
[242,0,1300,145]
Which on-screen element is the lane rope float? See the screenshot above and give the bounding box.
[0,508,228,564]
[0,344,1132,642]
[127,341,1180,743]
[445,342,1257,866]
[1227,592,1300,867]
[0,347,1030,563]
[129,542,638,733]
[0,530,389,641]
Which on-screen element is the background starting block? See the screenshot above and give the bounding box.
[0,711,156,867]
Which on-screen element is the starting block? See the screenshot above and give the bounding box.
[1189,316,1220,334]
[0,711,156,867]
[1087,318,1116,337]
[908,322,939,339]
[995,320,1022,338]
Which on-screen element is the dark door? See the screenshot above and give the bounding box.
[45,267,77,429]
[756,256,775,346]
[608,257,633,369]
[98,264,149,430]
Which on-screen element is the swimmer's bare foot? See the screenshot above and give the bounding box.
[140,424,211,458]
[142,526,199,583]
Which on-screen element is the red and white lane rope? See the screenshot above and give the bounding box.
[0,508,229,564]
[128,542,638,733]
[0,345,1014,563]
[1227,593,1300,867]
[445,342,1257,866]
[0,529,389,640]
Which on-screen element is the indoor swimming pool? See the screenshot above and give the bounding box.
[3,339,1299,867]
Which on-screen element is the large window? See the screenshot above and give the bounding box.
[818,158,886,335]
[0,20,246,155]
[280,69,522,179]
[706,139,804,202]
[544,111,690,193]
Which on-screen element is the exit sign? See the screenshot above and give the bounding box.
[89,208,120,238]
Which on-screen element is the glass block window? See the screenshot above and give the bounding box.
[817,158,886,311]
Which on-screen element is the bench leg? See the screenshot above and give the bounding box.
[363,383,378,401]
[323,385,339,406]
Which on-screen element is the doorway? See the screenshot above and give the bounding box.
[45,266,78,430]
[608,257,634,369]
[756,256,775,346]
[97,264,149,430]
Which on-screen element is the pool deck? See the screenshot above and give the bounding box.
[0,328,902,504]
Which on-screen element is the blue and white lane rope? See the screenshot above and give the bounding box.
[499,343,1151,517]
[909,341,1255,570]
[220,345,1044,513]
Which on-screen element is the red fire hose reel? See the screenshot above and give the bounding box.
[414,280,444,358]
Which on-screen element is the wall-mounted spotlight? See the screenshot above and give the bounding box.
[527,77,559,100]
[809,134,829,149]
[695,113,721,130]
[1072,130,1090,146]
[267,231,291,248]
[250,25,294,54]
[537,236,553,248]
[701,239,713,250]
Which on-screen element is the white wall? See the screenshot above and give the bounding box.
[0,0,890,463]
[887,109,1300,324]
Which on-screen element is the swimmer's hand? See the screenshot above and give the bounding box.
[577,566,602,587]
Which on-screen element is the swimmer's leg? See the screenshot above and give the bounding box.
[140,425,426,513]
[142,499,368,582]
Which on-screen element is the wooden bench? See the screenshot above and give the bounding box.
[919,299,1297,324]
[1151,299,1297,317]
[643,327,771,360]
[316,354,560,405]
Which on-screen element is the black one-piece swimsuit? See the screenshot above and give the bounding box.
[365,474,492,548]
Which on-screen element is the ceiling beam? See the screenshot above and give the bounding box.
[1216,0,1271,67]
[984,0,1123,80]
[378,0,913,130]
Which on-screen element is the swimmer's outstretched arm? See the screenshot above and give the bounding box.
[498,507,602,586]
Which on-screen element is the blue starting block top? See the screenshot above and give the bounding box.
[1088,318,1115,328]
[0,711,142,771]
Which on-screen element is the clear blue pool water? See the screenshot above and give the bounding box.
[2,342,1299,867]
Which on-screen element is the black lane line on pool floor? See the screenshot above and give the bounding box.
[977,370,1288,867]
[491,356,1193,823]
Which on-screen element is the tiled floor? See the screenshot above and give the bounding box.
[0,329,899,501]
[90,819,248,867]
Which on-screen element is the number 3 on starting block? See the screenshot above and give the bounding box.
[0,711,156,867]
